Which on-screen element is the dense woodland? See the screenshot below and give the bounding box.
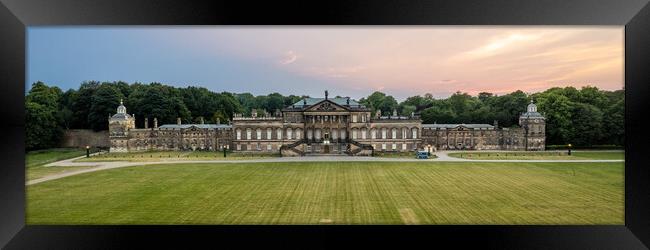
[26,81,624,150]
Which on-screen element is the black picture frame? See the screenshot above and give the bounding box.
[1,0,649,249]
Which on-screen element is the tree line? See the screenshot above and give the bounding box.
[25,81,624,150]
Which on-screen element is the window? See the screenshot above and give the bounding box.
[352,115,357,123]
[402,143,407,150]
[382,143,386,150]
[256,129,261,140]
[237,144,242,150]
[277,129,282,139]
[296,129,301,139]
[307,129,313,139]
[287,128,293,139]
[402,128,407,139]
[256,143,261,151]
[246,129,251,140]
[382,128,387,139]
[412,128,418,139]
[315,129,321,140]
[352,129,357,139]
[392,143,396,150]
[392,128,397,139]
[266,128,272,139]
[340,129,346,140]
[361,129,367,139]
[236,129,241,140]
[371,129,376,139]
[267,144,272,151]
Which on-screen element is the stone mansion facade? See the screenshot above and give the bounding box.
[109,92,545,155]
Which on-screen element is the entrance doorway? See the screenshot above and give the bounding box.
[324,145,330,153]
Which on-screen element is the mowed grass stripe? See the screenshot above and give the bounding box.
[27,162,623,225]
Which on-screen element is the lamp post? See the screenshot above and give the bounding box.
[223,145,227,158]
[427,144,431,156]
[85,145,90,158]
[567,143,572,156]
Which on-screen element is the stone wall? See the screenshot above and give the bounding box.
[60,129,110,148]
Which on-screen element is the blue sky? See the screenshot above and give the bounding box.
[27,27,623,100]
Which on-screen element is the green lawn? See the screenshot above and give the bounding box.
[448,151,624,160]
[75,151,281,162]
[374,151,437,159]
[26,148,87,168]
[27,165,98,181]
[27,161,623,225]
[26,148,98,181]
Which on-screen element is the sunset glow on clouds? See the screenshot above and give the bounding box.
[28,27,623,100]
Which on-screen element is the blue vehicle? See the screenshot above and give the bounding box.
[416,151,429,159]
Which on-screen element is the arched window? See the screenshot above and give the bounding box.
[371,129,377,139]
[256,129,261,140]
[412,128,418,139]
[332,129,338,139]
[246,128,252,140]
[340,129,347,140]
[361,128,367,139]
[266,128,272,140]
[315,129,321,140]
[296,128,302,139]
[392,128,397,139]
[287,128,293,140]
[236,129,241,140]
[307,129,313,140]
[352,129,358,139]
[277,128,282,140]
[381,128,387,139]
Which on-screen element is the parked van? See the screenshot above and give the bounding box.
[416,151,429,159]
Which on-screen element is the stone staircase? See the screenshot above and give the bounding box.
[280,139,306,156]
[346,140,374,156]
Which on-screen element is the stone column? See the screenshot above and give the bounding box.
[153,118,158,128]
[144,117,149,129]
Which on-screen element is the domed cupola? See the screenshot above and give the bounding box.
[117,99,127,114]
[520,99,544,119]
[527,100,537,113]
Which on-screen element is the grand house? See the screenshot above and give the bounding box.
[109,92,545,155]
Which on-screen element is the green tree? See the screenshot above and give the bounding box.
[536,93,573,145]
[569,103,603,146]
[25,82,63,150]
[602,99,624,145]
[71,81,100,128]
[88,84,124,131]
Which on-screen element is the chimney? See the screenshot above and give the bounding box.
[144,117,149,129]
[177,117,181,125]
[153,118,158,128]
[200,117,204,124]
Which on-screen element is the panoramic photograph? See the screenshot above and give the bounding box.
[25,27,624,225]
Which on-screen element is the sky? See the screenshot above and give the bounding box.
[27,26,624,101]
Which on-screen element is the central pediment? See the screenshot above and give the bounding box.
[305,100,349,112]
